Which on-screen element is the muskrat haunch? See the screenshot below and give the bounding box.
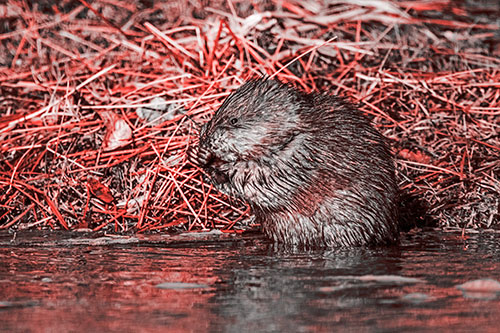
[197,78,399,248]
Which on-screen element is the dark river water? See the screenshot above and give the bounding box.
[1,230,499,332]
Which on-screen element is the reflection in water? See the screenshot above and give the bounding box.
[0,231,499,332]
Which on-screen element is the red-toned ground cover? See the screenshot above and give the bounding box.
[0,0,498,233]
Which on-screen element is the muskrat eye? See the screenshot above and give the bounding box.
[229,117,238,125]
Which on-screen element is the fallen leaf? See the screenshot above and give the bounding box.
[87,177,115,204]
[99,110,132,150]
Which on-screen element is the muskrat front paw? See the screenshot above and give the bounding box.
[186,144,199,166]
[197,146,214,168]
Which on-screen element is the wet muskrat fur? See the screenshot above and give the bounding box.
[196,78,399,247]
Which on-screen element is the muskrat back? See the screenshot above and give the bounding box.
[197,78,399,248]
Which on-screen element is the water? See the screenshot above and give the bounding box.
[1,230,500,332]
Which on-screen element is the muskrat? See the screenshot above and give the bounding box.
[196,78,399,247]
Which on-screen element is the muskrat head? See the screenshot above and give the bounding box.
[197,78,303,188]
